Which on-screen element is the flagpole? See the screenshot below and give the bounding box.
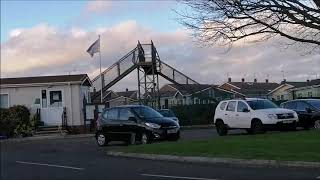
[99,35,103,103]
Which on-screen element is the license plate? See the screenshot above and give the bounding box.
[283,120,293,124]
[167,129,178,134]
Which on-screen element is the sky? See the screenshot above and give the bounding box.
[1,0,320,91]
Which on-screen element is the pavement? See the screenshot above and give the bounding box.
[1,129,320,180]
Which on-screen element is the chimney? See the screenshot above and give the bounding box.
[307,79,310,82]
[254,78,257,83]
[283,79,286,83]
[126,88,128,92]
[241,78,245,83]
[265,79,269,83]
[228,77,232,82]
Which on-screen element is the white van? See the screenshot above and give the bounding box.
[214,98,298,136]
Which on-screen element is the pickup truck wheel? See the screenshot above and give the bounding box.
[251,120,265,134]
[216,121,228,136]
[314,120,320,129]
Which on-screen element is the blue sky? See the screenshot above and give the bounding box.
[1,0,181,42]
[1,0,319,85]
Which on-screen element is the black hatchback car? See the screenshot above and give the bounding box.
[280,99,320,129]
[95,105,180,146]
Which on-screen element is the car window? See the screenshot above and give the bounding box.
[158,110,175,117]
[220,102,227,110]
[108,108,118,120]
[296,102,310,111]
[246,100,278,110]
[226,101,236,111]
[132,106,163,119]
[307,100,320,109]
[284,102,296,109]
[119,108,134,121]
[237,101,248,112]
[102,110,109,119]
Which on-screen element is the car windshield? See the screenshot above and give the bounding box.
[158,110,175,117]
[307,100,320,109]
[132,106,163,119]
[246,99,278,110]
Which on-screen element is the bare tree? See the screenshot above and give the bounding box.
[177,0,320,50]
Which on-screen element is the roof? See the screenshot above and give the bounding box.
[0,74,91,85]
[167,84,212,95]
[286,79,320,90]
[227,82,279,95]
[116,90,137,99]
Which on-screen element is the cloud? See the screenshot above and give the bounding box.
[1,21,319,92]
[85,1,112,13]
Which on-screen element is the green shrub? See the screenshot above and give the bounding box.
[171,104,217,126]
[0,105,33,137]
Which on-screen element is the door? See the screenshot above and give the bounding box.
[296,101,313,127]
[235,101,251,128]
[40,89,64,126]
[119,108,137,133]
[225,101,237,128]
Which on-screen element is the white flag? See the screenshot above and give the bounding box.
[87,38,100,57]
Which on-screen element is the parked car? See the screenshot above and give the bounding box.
[157,109,179,124]
[280,99,320,129]
[95,105,180,146]
[214,98,299,136]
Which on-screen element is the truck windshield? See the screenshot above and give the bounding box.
[158,110,175,117]
[246,100,278,110]
[132,106,163,119]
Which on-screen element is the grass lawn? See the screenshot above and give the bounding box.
[122,130,320,162]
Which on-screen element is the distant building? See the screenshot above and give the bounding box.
[219,78,279,98]
[289,79,320,99]
[91,89,138,107]
[0,74,92,129]
[267,80,309,101]
[159,84,235,109]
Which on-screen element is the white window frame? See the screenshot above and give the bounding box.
[40,88,65,109]
[0,93,10,108]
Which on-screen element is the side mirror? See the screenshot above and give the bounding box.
[128,117,137,122]
[243,108,250,113]
[305,107,313,113]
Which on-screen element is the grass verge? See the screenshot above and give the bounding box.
[122,130,320,162]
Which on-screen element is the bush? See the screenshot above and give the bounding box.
[171,103,217,126]
[0,105,33,137]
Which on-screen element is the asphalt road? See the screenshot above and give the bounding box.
[1,129,319,180]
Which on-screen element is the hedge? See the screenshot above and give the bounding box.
[171,103,217,126]
[0,105,36,137]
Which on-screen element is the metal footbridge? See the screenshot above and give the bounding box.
[91,41,199,108]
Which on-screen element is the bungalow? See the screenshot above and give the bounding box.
[159,84,235,108]
[267,80,309,101]
[219,78,279,98]
[91,89,138,107]
[290,79,320,99]
[0,74,92,130]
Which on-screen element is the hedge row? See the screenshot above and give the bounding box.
[0,105,39,137]
[171,103,217,126]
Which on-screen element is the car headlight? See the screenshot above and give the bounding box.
[267,114,278,120]
[145,122,161,129]
[293,112,298,118]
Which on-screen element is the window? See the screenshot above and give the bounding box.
[226,101,236,111]
[34,98,40,105]
[277,95,280,101]
[296,102,310,111]
[308,92,312,97]
[0,94,9,108]
[298,93,302,98]
[220,102,227,110]
[283,102,296,109]
[280,95,284,100]
[102,110,109,119]
[49,91,62,107]
[119,108,134,121]
[107,108,118,120]
[246,100,278,110]
[237,101,248,112]
[41,90,47,108]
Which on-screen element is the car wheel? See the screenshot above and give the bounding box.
[251,120,265,134]
[126,133,136,145]
[216,120,228,136]
[314,120,320,129]
[140,133,150,144]
[96,133,107,147]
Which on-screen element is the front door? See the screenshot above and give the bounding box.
[40,89,64,126]
[235,101,251,128]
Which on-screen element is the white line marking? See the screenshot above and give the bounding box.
[141,173,219,180]
[16,161,84,170]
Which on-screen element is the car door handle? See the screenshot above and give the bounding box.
[225,114,228,115]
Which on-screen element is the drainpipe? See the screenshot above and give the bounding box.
[68,82,73,128]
